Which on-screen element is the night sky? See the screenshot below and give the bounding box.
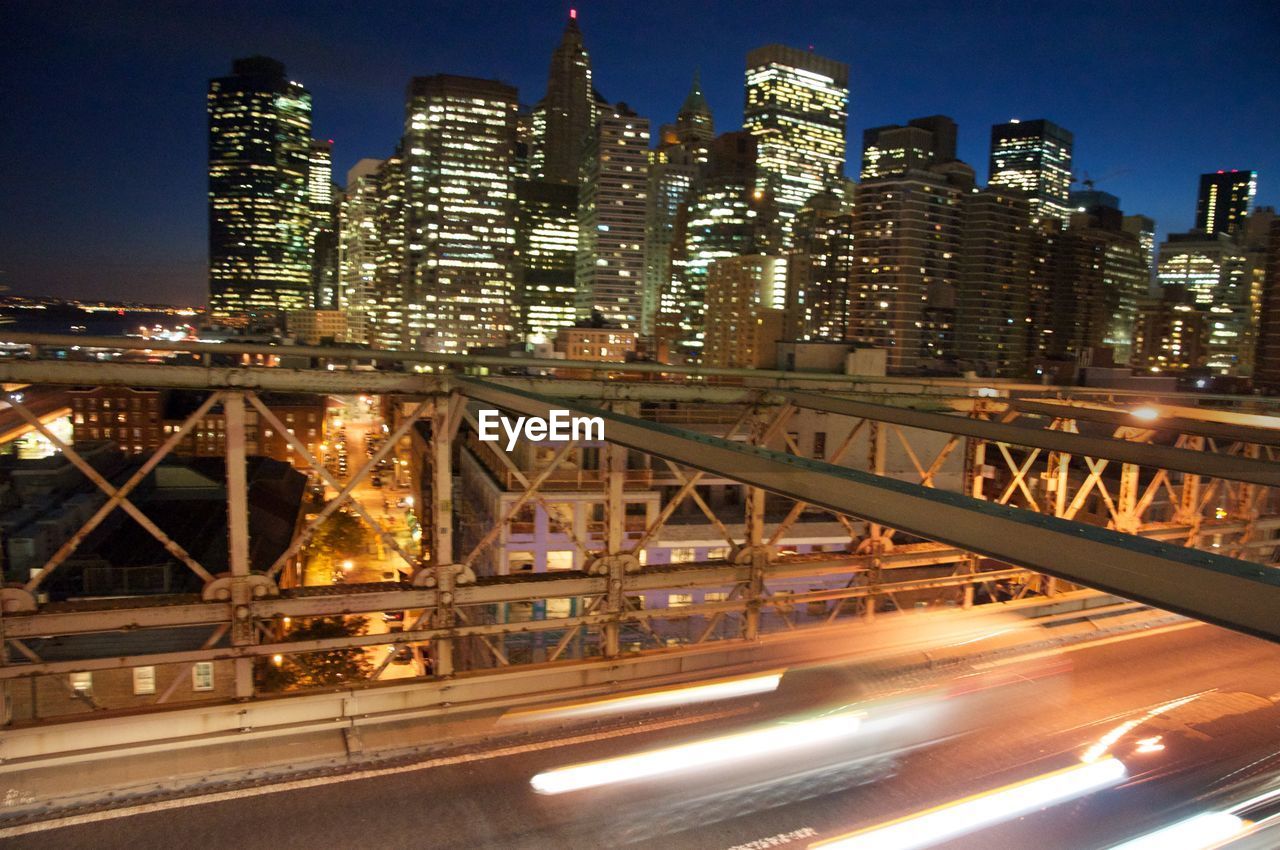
[3,0,1278,305]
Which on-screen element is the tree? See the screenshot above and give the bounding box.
[255,616,373,691]
[310,508,372,559]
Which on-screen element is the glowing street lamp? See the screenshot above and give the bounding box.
[1131,406,1160,422]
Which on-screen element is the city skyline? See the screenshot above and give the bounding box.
[3,0,1278,303]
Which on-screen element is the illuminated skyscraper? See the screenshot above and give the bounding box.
[337,158,383,344]
[1256,218,1280,391]
[401,75,518,353]
[784,189,856,341]
[207,56,313,323]
[703,255,786,368]
[1195,170,1256,236]
[308,138,339,309]
[1157,231,1257,375]
[743,45,849,248]
[371,149,408,350]
[988,119,1074,225]
[531,10,596,185]
[860,116,957,180]
[575,102,650,329]
[515,179,579,339]
[954,189,1032,376]
[646,73,713,339]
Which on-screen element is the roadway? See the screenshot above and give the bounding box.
[7,623,1280,849]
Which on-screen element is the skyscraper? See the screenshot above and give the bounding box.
[530,11,596,185]
[988,119,1074,225]
[402,75,518,353]
[645,74,714,339]
[1195,170,1257,237]
[337,158,383,344]
[860,116,957,180]
[207,56,313,323]
[1255,218,1280,392]
[703,255,786,368]
[514,179,579,339]
[575,103,650,329]
[784,189,855,341]
[954,189,1032,376]
[743,45,849,248]
[308,138,339,309]
[1158,231,1258,375]
[850,163,974,373]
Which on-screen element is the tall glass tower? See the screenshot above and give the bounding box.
[1195,170,1256,237]
[207,56,313,323]
[402,75,518,353]
[743,45,849,249]
[988,119,1074,226]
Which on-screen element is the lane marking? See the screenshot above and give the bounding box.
[0,707,748,839]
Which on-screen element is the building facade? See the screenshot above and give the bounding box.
[743,45,849,249]
[988,119,1074,226]
[530,12,597,185]
[401,75,518,353]
[207,57,314,323]
[575,103,650,329]
[1196,170,1257,237]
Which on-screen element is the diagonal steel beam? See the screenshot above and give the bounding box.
[787,391,1280,488]
[4,391,215,586]
[460,379,1280,643]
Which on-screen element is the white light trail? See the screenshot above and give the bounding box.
[811,757,1127,850]
[1107,812,1247,849]
[530,708,863,795]
[507,672,782,724]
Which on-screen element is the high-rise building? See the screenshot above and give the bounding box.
[703,255,786,368]
[337,158,383,344]
[850,163,974,373]
[575,103,650,329]
[1195,170,1257,237]
[1158,231,1259,375]
[646,73,714,340]
[207,56,313,323]
[988,119,1074,225]
[370,150,408,350]
[514,179,579,339]
[530,11,596,185]
[308,138,340,309]
[1133,285,1207,373]
[955,189,1032,377]
[860,116,957,180]
[784,189,855,341]
[1256,218,1280,392]
[1046,210,1147,364]
[1122,214,1157,284]
[677,131,772,355]
[743,45,849,248]
[401,75,518,353]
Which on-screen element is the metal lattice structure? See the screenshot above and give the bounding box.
[0,332,1277,729]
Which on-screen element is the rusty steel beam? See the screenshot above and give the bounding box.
[786,391,1280,488]
[460,379,1280,643]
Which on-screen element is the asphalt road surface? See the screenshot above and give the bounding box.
[8,624,1280,850]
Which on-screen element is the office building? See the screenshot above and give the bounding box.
[860,116,957,180]
[575,103,650,329]
[1256,218,1280,392]
[988,119,1074,225]
[1158,231,1259,375]
[514,179,579,339]
[530,11,596,185]
[784,190,855,341]
[1196,170,1257,237]
[955,189,1033,376]
[402,75,518,353]
[336,158,383,345]
[1046,210,1147,364]
[308,139,340,309]
[1133,285,1207,373]
[850,163,974,372]
[743,45,849,248]
[207,57,313,322]
[703,255,786,368]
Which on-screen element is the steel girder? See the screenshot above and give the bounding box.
[459,379,1280,643]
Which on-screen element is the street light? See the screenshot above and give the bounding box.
[342,559,354,572]
[1131,406,1160,422]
